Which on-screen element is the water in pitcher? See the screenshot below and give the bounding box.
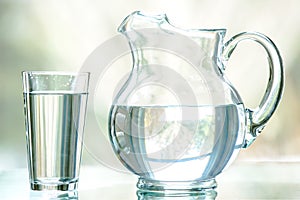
[24,92,88,185]
[110,104,245,181]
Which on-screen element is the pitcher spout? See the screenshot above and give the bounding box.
[118,11,169,33]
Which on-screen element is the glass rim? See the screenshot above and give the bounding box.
[22,70,90,93]
[22,71,90,76]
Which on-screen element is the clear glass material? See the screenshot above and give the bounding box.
[109,11,284,197]
[22,71,90,191]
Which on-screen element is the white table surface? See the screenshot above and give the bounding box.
[1,161,300,199]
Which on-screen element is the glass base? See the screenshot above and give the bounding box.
[31,181,78,191]
[137,178,217,199]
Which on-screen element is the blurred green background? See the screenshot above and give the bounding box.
[0,0,299,170]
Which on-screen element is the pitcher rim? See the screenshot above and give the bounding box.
[119,11,227,34]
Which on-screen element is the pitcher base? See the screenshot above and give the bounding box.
[137,178,217,198]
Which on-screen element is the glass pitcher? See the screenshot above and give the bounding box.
[109,11,284,196]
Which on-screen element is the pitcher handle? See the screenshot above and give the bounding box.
[222,32,284,148]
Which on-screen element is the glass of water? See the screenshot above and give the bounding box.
[22,71,90,191]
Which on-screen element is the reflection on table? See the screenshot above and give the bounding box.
[1,161,300,199]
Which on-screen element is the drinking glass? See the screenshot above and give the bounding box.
[22,71,90,191]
